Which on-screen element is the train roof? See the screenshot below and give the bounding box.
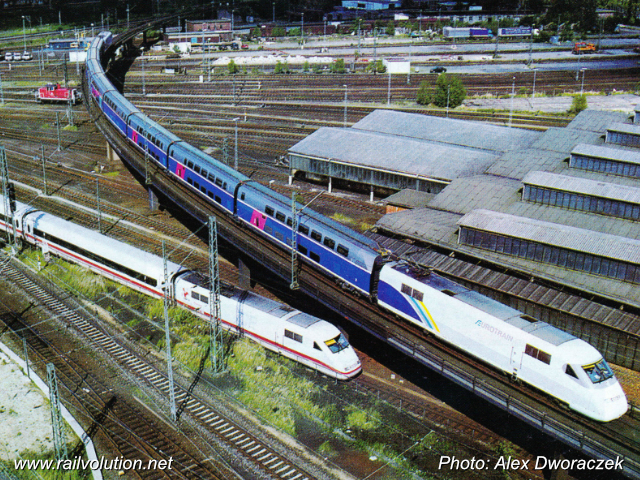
[24,208,182,280]
[394,263,577,346]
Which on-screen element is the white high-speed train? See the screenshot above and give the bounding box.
[0,196,361,379]
[379,263,628,421]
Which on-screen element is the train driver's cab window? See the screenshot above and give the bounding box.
[325,333,349,353]
[582,359,614,384]
[313,342,322,351]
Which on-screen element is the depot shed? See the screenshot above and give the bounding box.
[287,110,540,199]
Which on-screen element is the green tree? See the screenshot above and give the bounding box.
[416,81,432,105]
[568,94,587,114]
[228,59,239,74]
[303,60,310,72]
[432,74,466,108]
[386,21,395,36]
[251,27,262,38]
[272,26,286,37]
[365,59,386,74]
[331,58,346,74]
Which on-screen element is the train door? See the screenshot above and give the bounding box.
[510,344,523,379]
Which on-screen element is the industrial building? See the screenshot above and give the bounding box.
[287,110,539,199]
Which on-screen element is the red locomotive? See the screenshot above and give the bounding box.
[35,83,82,105]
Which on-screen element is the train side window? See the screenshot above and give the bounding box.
[314,342,322,351]
[337,245,349,257]
[298,224,309,235]
[215,178,223,187]
[323,237,336,249]
[565,365,578,379]
[223,182,228,190]
[287,218,293,227]
[265,225,273,234]
[201,185,207,194]
[276,232,284,241]
[309,251,320,262]
[194,181,200,190]
[401,284,412,295]
[284,329,303,343]
[311,231,322,242]
[215,196,221,204]
[187,177,193,185]
[207,191,214,199]
[208,173,215,182]
[297,244,307,255]
[525,344,552,365]
[412,289,424,302]
[275,212,286,222]
[265,206,275,216]
[202,169,208,177]
[194,165,201,174]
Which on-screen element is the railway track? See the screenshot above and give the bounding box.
[0,252,321,480]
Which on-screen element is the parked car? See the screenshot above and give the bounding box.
[4,52,13,61]
[241,44,249,50]
[430,66,447,74]
[21,51,33,61]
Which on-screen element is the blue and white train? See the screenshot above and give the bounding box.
[0,196,362,379]
[83,31,629,421]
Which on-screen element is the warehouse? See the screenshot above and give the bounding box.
[287,110,540,199]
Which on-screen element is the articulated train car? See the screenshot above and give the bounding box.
[0,196,361,379]
[84,31,628,421]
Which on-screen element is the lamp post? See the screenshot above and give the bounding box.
[301,13,304,48]
[387,71,391,105]
[273,2,275,23]
[233,117,240,170]
[580,68,587,95]
[532,68,537,109]
[91,23,94,37]
[0,73,4,105]
[509,76,515,128]
[343,85,348,127]
[22,16,27,52]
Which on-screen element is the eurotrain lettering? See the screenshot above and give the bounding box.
[475,320,514,342]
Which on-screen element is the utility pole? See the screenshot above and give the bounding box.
[387,71,391,105]
[162,241,177,421]
[233,118,239,170]
[407,41,412,84]
[47,364,68,463]
[290,192,299,290]
[343,85,348,127]
[55,112,62,151]
[208,216,224,372]
[0,73,4,105]
[142,55,146,96]
[41,145,48,195]
[1,146,17,252]
[509,76,515,128]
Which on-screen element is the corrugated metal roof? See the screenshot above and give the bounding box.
[529,127,605,153]
[484,149,569,180]
[376,208,461,245]
[506,201,640,241]
[567,110,629,133]
[288,127,499,182]
[523,171,640,205]
[607,122,640,136]
[428,175,521,214]
[458,209,640,264]
[351,109,541,153]
[384,189,435,208]
[572,143,640,166]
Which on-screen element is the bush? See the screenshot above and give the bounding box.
[432,74,466,108]
[228,59,239,74]
[364,59,386,74]
[568,94,587,114]
[331,58,346,74]
[416,81,432,105]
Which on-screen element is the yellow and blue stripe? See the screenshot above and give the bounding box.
[408,297,440,333]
